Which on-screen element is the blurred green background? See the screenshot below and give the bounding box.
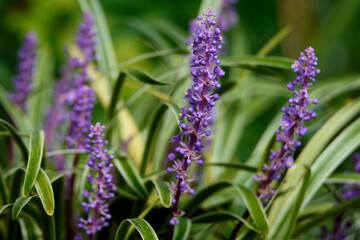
[1,0,359,87]
[1,0,359,165]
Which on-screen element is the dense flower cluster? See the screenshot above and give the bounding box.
[253,47,320,205]
[167,7,225,225]
[9,32,37,111]
[77,123,116,237]
[66,11,97,148]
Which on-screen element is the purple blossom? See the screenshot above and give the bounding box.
[217,0,239,32]
[66,11,97,149]
[77,123,116,238]
[9,32,37,111]
[44,56,74,171]
[253,47,320,205]
[168,7,224,225]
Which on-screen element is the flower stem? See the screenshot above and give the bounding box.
[65,153,79,240]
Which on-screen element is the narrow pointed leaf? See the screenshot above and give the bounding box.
[0,204,12,215]
[123,69,166,85]
[326,173,360,184]
[18,217,42,240]
[0,167,9,204]
[221,56,294,70]
[116,48,188,70]
[141,104,168,175]
[21,197,55,240]
[192,211,260,233]
[0,119,28,162]
[115,218,159,240]
[114,158,148,199]
[12,196,35,220]
[0,86,32,131]
[147,179,171,208]
[51,173,65,240]
[108,72,126,121]
[23,130,44,196]
[231,183,268,234]
[46,149,86,157]
[269,168,311,239]
[183,181,268,234]
[10,168,25,202]
[34,168,55,216]
[183,182,230,215]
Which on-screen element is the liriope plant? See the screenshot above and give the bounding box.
[0,0,359,239]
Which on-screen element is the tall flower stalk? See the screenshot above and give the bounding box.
[167,7,225,232]
[64,11,98,239]
[229,47,320,240]
[9,32,37,111]
[77,123,116,239]
[66,11,97,149]
[253,47,320,205]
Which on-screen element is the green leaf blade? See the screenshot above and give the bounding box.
[192,211,260,233]
[231,183,269,234]
[114,158,148,199]
[34,168,55,216]
[12,196,35,220]
[115,218,159,240]
[23,130,44,196]
[123,69,167,85]
[0,119,29,162]
[147,179,172,208]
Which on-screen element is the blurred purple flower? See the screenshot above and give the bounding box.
[253,47,320,205]
[9,32,38,111]
[217,0,239,32]
[167,7,224,225]
[77,123,116,237]
[66,11,97,149]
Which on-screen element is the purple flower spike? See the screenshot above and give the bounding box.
[76,11,98,62]
[9,32,38,111]
[168,7,224,225]
[66,11,97,149]
[253,47,320,205]
[77,123,117,237]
